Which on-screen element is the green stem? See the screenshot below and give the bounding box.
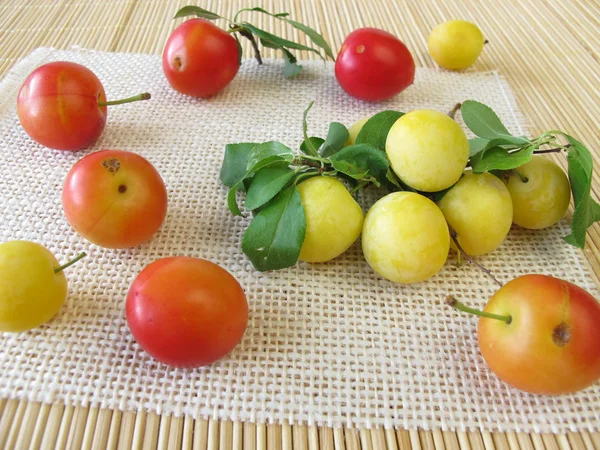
[446,295,512,324]
[98,93,151,107]
[299,153,330,164]
[513,169,529,183]
[54,252,86,274]
[228,26,245,33]
[294,170,319,184]
[350,181,368,194]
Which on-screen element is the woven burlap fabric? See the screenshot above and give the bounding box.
[0,47,599,433]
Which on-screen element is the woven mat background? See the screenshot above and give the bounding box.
[1,46,599,434]
[1,1,600,449]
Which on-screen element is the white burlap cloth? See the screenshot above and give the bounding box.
[0,47,599,433]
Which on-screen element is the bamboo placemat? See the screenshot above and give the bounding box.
[1,0,600,449]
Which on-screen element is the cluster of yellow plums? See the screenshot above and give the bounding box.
[296,110,571,284]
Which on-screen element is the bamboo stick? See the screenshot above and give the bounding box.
[293,425,308,450]
[40,403,66,449]
[194,419,210,450]
[105,409,122,450]
[29,402,51,450]
[143,412,161,450]
[345,428,361,450]
[396,430,412,450]
[90,408,113,450]
[14,400,40,450]
[130,410,148,450]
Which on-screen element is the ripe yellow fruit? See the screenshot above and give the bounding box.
[297,176,364,262]
[345,117,369,147]
[505,156,571,229]
[385,110,469,192]
[362,192,450,283]
[428,20,485,70]
[438,172,513,256]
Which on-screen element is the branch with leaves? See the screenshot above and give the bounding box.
[174,6,335,78]
[460,100,600,249]
[220,103,400,271]
[220,100,600,272]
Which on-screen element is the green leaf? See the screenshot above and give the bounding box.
[241,7,334,59]
[281,18,335,60]
[355,110,404,151]
[562,134,599,248]
[227,186,243,216]
[282,48,303,78]
[319,122,349,157]
[469,136,523,158]
[241,23,324,58]
[245,166,295,210]
[461,100,529,145]
[220,143,259,187]
[223,141,293,216]
[242,186,306,271]
[233,7,288,20]
[260,37,281,50]
[469,145,534,173]
[385,169,403,189]
[469,137,490,157]
[236,6,276,15]
[329,144,390,187]
[259,38,303,78]
[173,6,221,20]
[300,137,325,155]
[247,141,294,171]
[301,102,318,157]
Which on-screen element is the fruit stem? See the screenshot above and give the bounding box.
[293,170,319,185]
[446,295,512,324]
[484,40,490,45]
[447,225,503,287]
[98,93,151,107]
[448,103,462,120]
[54,252,86,274]
[513,169,529,183]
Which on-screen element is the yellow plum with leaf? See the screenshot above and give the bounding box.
[505,156,571,229]
[297,176,364,262]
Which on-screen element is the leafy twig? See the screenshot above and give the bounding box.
[175,5,334,79]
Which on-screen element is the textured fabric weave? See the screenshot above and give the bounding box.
[0,48,598,433]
